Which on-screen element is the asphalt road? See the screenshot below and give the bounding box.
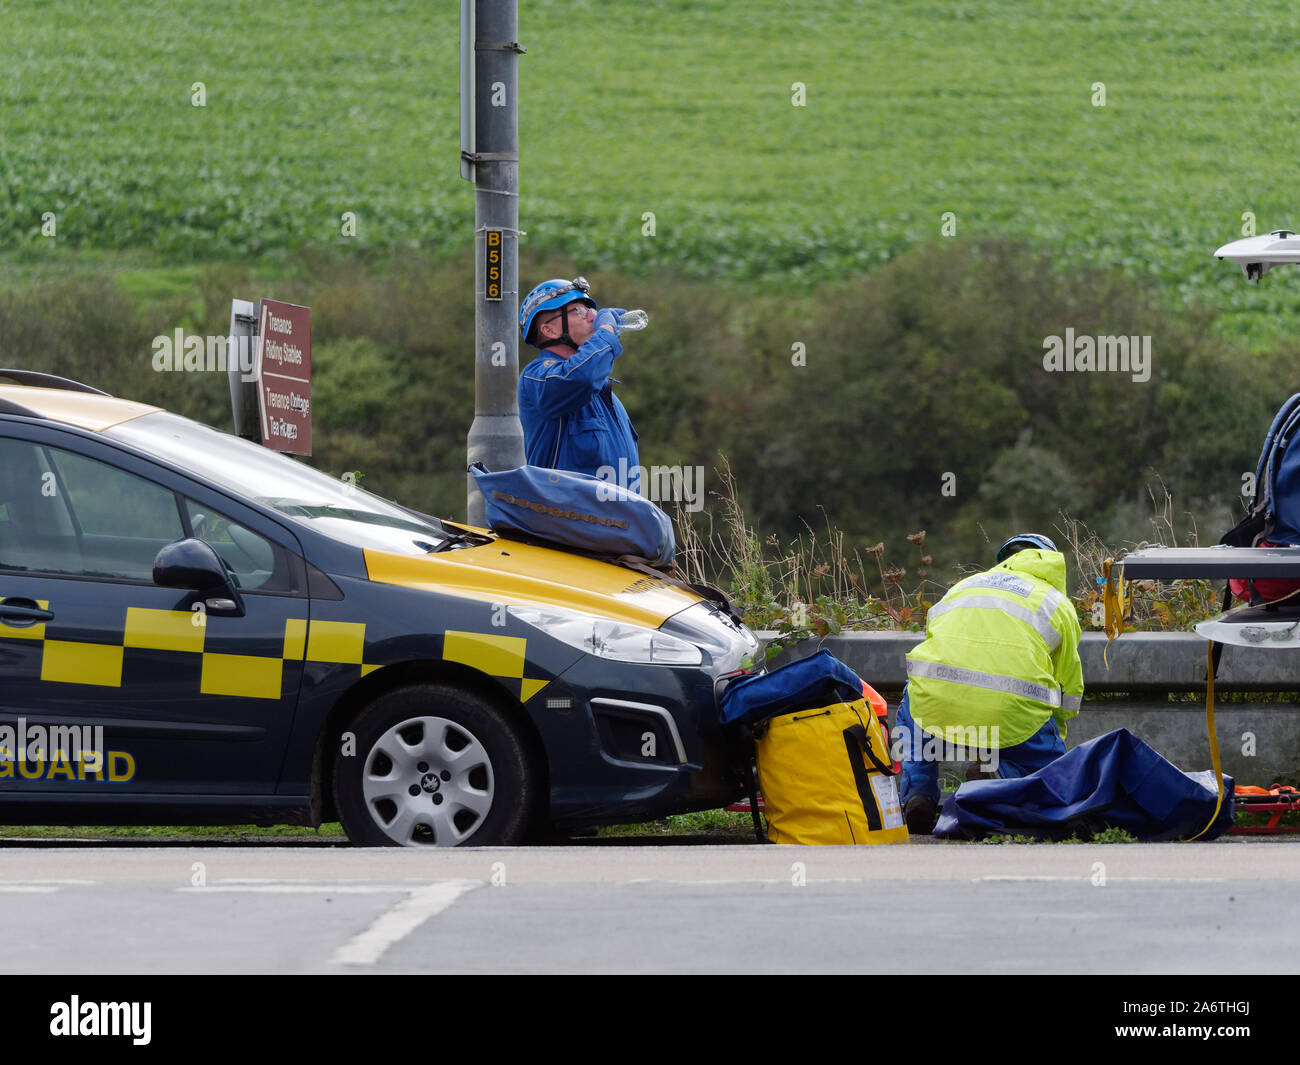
[2,838,1298,973]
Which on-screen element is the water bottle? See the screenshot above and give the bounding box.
[616,309,649,333]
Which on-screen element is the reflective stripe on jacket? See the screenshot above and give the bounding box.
[518,329,640,482]
[904,549,1084,748]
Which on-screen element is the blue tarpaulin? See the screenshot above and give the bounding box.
[934,728,1235,841]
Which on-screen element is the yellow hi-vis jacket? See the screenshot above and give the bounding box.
[905,549,1083,749]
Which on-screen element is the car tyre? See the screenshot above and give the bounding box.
[334,682,538,847]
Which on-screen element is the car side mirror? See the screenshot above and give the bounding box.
[153,538,245,617]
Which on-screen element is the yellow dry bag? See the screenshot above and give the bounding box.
[754,697,909,846]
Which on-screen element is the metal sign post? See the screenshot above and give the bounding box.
[462,0,525,527]
[227,299,260,442]
[227,297,312,455]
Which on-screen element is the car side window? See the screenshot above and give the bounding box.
[181,498,295,593]
[0,438,184,581]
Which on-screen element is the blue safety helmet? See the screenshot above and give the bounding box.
[995,533,1058,563]
[519,277,597,347]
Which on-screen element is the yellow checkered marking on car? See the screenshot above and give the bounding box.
[307,620,366,665]
[0,601,380,696]
[442,630,549,703]
[1,600,389,698]
[40,640,125,688]
[201,653,284,699]
[124,607,205,654]
[284,618,307,660]
[443,631,526,676]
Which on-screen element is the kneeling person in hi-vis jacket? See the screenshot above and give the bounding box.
[899,533,1084,835]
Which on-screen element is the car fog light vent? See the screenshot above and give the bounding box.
[590,698,687,767]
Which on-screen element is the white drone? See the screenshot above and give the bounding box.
[1215,228,1300,280]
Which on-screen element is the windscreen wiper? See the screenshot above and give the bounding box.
[419,533,479,553]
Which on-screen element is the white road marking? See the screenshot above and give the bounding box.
[212,878,280,884]
[0,879,97,885]
[973,876,1227,883]
[0,879,97,892]
[177,884,414,894]
[209,877,433,886]
[330,880,479,967]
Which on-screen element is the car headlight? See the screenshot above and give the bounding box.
[658,601,761,674]
[507,605,703,666]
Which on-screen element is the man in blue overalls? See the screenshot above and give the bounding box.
[517,277,640,494]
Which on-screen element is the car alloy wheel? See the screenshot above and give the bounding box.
[362,715,494,846]
[334,682,537,847]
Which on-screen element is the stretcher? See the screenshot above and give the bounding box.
[1233,786,1300,834]
[1116,545,1300,648]
[1111,545,1300,835]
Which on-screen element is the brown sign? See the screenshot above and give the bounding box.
[255,299,312,455]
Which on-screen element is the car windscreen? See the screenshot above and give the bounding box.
[105,411,451,555]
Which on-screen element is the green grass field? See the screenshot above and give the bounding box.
[4,0,1300,341]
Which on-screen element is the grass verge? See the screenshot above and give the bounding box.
[0,823,347,842]
[596,810,757,839]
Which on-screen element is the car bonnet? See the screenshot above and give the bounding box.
[362,538,704,629]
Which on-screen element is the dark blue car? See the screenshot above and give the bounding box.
[0,371,759,845]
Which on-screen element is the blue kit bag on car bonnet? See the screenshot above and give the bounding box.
[469,463,675,569]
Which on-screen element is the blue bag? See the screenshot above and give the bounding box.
[933,728,1235,841]
[469,463,675,568]
[719,649,864,727]
[1225,392,1300,546]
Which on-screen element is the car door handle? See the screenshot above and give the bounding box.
[0,599,54,627]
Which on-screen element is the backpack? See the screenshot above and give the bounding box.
[469,462,675,569]
[720,651,908,846]
[1223,394,1300,603]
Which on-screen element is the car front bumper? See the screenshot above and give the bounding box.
[525,605,761,829]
